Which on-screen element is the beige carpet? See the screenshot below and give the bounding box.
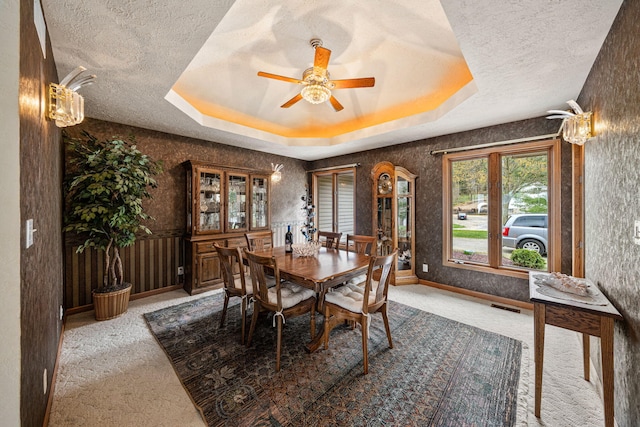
[48,284,608,426]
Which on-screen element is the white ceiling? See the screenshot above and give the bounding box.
[42,0,622,161]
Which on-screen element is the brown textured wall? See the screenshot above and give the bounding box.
[67,119,310,232]
[63,119,310,305]
[19,0,64,425]
[309,117,571,301]
[578,0,640,424]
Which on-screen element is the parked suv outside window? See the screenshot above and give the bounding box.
[502,214,548,255]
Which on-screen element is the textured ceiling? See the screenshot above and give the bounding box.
[42,0,622,161]
[167,0,475,146]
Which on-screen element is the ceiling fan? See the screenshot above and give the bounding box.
[257,39,375,112]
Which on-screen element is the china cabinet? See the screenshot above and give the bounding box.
[371,162,418,285]
[183,161,271,294]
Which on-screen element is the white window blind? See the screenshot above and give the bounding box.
[317,175,333,232]
[314,170,355,240]
[337,173,354,238]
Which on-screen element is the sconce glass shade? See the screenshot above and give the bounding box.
[271,163,283,183]
[48,83,85,127]
[563,112,592,145]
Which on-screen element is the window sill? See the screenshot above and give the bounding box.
[445,259,535,280]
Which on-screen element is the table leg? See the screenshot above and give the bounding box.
[534,303,545,418]
[305,313,325,353]
[582,333,590,381]
[600,317,615,427]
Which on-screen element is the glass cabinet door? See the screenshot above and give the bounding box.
[227,173,247,231]
[376,197,393,256]
[197,168,223,234]
[396,176,413,271]
[250,175,269,230]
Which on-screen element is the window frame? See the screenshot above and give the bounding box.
[442,139,561,279]
[312,167,356,240]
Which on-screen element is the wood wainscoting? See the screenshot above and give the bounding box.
[64,229,184,310]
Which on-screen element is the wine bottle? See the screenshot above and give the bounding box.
[285,224,293,253]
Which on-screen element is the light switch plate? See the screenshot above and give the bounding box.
[26,219,34,248]
[634,220,640,245]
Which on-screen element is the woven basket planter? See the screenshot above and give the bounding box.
[92,283,132,321]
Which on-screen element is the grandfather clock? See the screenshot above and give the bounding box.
[372,162,418,285]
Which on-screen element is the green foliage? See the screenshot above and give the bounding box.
[520,194,548,213]
[510,249,545,269]
[452,153,548,223]
[452,158,488,205]
[63,131,163,288]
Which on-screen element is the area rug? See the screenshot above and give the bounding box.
[144,294,525,426]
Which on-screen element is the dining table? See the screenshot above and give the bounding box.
[250,245,371,352]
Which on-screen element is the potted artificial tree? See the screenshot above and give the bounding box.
[63,131,162,320]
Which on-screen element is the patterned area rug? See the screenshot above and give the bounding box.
[144,294,523,426]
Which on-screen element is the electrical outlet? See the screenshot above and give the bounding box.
[177,266,184,275]
[422,263,429,273]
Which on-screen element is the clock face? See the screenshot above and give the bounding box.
[378,173,392,194]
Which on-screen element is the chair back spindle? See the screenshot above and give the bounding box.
[245,230,274,251]
[345,234,376,255]
[317,230,342,249]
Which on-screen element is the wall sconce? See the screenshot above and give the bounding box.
[48,66,96,127]
[546,100,593,145]
[271,163,283,183]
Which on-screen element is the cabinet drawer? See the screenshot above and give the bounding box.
[226,237,247,248]
[195,241,217,254]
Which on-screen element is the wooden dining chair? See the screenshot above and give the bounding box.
[214,243,252,344]
[323,250,397,374]
[345,234,376,255]
[244,249,316,372]
[244,230,274,251]
[317,230,342,249]
[342,234,377,289]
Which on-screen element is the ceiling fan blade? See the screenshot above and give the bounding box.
[257,71,303,84]
[281,93,303,108]
[329,96,344,112]
[332,77,375,89]
[314,46,331,70]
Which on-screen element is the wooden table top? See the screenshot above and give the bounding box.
[529,272,622,319]
[251,246,371,291]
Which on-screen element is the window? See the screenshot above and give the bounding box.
[313,168,355,240]
[443,139,560,277]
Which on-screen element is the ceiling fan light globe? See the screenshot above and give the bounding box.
[301,84,331,104]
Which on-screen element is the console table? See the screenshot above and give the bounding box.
[529,272,623,427]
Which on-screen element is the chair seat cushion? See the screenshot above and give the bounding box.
[346,274,367,286]
[325,282,378,313]
[267,281,315,309]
